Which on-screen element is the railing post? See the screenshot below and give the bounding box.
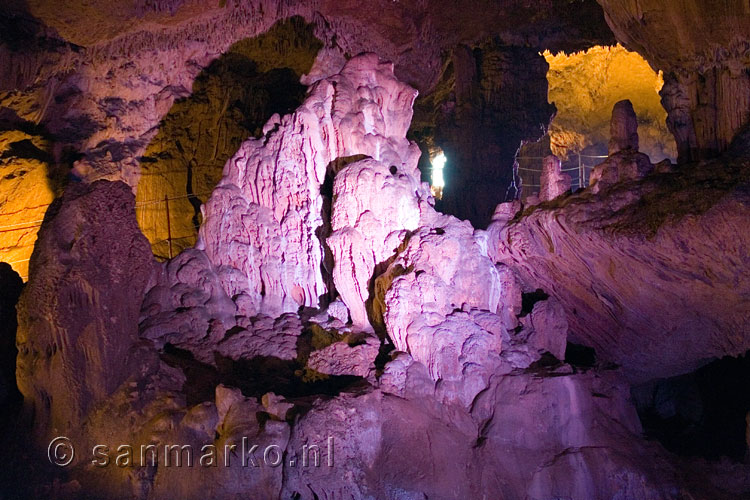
[164,194,173,260]
[578,153,583,190]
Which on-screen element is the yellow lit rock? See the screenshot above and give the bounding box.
[135,18,322,260]
[544,44,676,161]
[0,131,56,280]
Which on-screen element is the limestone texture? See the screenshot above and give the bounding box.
[4,4,750,498]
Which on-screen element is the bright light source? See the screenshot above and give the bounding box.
[431,153,446,187]
[430,152,446,199]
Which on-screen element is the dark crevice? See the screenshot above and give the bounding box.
[520,289,550,317]
[565,342,597,367]
[633,351,750,462]
[160,331,370,409]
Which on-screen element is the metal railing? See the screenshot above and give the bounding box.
[515,153,607,195]
[0,188,214,279]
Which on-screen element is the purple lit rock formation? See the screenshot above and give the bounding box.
[4,3,750,498]
[539,154,571,202]
[490,158,750,383]
[198,53,422,317]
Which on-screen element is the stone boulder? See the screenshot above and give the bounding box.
[16,180,155,441]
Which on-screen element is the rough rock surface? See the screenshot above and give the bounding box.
[15,180,155,439]
[198,53,422,316]
[139,246,303,364]
[471,371,683,500]
[524,296,569,361]
[306,336,380,379]
[589,149,655,194]
[281,372,689,500]
[598,0,750,161]
[539,154,571,202]
[491,157,750,382]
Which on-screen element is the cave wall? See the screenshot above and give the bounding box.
[0,0,615,253]
[412,43,556,227]
[544,44,676,162]
[597,0,750,162]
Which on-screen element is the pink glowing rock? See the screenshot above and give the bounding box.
[490,162,750,382]
[491,200,522,223]
[198,53,421,316]
[326,299,350,324]
[306,336,380,379]
[216,313,301,362]
[527,296,569,360]
[281,391,383,500]
[378,212,504,338]
[140,248,302,363]
[408,309,507,407]
[375,210,517,405]
[539,154,571,202]
[378,352,435,399]
[328,158,422,328]
[262,392,294,420]
[495,264,523,330]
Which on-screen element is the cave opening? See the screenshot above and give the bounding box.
[515,44,676,202]
[408,42,556,228]
[135,16,323,260]
[633,352,750,462]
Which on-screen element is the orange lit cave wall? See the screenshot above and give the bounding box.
[0,131,56,280]
[518,44,676,194]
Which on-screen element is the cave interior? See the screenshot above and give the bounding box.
[1,1,749,499]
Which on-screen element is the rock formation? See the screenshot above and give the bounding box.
[195,53,422,318]
[4,2,750,498]
[597,0,750,162]
[589,100,655,194]
[16,180,155,440]
[328,157,422,328]
[539,154,571,201]
[490,156,750,383]
[609,99,640,154]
